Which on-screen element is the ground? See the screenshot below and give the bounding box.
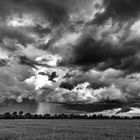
[0,120,139,140]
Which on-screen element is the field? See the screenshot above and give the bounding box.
[0,120,139,140]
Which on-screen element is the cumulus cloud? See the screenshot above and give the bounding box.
[0,70,35,103]
[23,59,140,104]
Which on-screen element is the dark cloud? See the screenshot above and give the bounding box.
[65,35,140,73]
[0,0,93,26]
[63,102,122,113]
[0,0,69,25]
[38,71,59,82]
[33,24,51,36]
[94,0,140,24]
[116,106,132,114]
[0,59,8,67]
[48,72,58,82]
[32,0,69,25]
[38,72,48,76]
[18,56,38,69]
[18,55,52,68]
[0,25,35,48]
[60,82,75,91]
[0,0,15,20]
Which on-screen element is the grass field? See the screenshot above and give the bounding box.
[0,120,139,140]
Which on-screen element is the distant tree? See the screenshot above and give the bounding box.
[12,112,18,119]
[25,113,32,119]
[38,114,43,119]
[5,112,10,118]
[19,111,24,119]
[32,114,39,119]
[0,111,140,119]
[19,111,23,116]
[44,114,51,119]
[3,112,11,119]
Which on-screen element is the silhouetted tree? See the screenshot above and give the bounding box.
[0,111,139,119]
[19,111,24,119]
[25,113,32,119]
[12,112,18,119]
[3,112,11,119]
[44,114,51,119]
[19,111,23,116]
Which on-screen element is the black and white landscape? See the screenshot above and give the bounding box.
[1,0,140,140]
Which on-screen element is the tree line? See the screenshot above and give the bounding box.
[0,111,140,119]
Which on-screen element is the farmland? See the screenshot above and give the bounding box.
[0,120,139,140]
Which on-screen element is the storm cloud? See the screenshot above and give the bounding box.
[0,0,140,113]
[68,35,137,71]
[93,0,140,24]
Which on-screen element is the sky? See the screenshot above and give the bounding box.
[1,0,140,114]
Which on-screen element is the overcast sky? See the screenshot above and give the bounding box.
[0,0,140,113]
